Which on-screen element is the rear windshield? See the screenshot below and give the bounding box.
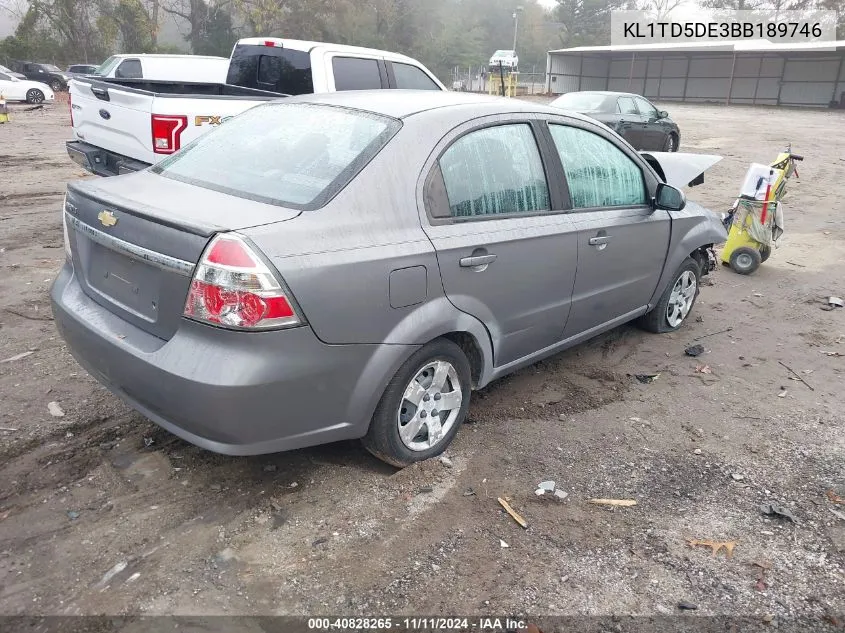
[552,93,613,112]
[226,44,314,95]
[151,103,401,209]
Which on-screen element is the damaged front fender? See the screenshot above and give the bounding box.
[649,200,728,308]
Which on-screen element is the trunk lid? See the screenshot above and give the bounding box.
[65,171,301,340]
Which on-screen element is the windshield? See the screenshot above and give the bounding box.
[151,103,401,209]
[551,93,613,112]
[0,64,13,74]
[43,64,61,72]
[492,50,514,57]
[94,56,121,76]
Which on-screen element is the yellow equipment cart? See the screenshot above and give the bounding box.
[721,146,803,275]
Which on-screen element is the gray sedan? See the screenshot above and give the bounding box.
[51,90,726,467]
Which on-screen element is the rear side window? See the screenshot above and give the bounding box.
[226,45,314,95]
[391,62,440,90]
[548,124,646,209]
[151,103,401,210]
[617,97,638,114]
[115,59,142,79]
[332,57,383,91]
[437,124,550,218]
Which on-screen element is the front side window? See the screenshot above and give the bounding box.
[635,97,658,118]
[392,62,440,90]
[332,57,382,91]
[152,103,400,209]
[438,124,550,218]
[548,124,646,209]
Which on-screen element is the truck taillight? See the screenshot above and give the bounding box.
[151,114,187,154]
[183,233,303,331]
[68,93,73,127]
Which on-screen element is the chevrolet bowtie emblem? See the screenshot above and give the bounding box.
[98,210,117,227]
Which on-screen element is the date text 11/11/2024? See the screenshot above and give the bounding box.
[307,617,538,631]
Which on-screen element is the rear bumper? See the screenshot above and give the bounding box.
[66,140,150,177]
[50,263,413,455]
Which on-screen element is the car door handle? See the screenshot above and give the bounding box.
[588,236,611,246]
[460,253,497,268]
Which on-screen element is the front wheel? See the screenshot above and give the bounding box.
[25,89,45,104]
[664,133,679,152]
[638,258,700,333]
[363,339,471,467]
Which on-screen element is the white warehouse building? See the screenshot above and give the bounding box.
[545,40,845,107]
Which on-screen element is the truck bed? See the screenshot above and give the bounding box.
[73,76,284,99]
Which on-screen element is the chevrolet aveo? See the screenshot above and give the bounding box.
[52,91,727,467]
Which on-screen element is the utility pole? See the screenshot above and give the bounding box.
[512,6,523,52]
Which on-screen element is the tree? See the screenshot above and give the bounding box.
[553,0,633,47]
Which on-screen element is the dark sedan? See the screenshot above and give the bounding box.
[550,91,680,152]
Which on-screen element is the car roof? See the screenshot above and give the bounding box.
[108,54,227,60]
[563,91,647,99]
[236,38,425,64]
[280,89,597,122]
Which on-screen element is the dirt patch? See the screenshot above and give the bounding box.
[0,102,844,620]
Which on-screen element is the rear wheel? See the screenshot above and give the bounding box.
[363,339,471,467]
[638,257,700,333]
[729,246,762,275]
[50,79,63,92]
[25,89,44,104]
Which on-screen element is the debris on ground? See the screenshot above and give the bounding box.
[535,480,556,495]
[47,401,64,417]
[826,490,845,505]
[499,539,509,548]
[1,351,33,363]
[66,510,80,520]
[553,489,568,500]
[731,473,745,481]
[0,427,19,432]
[687,538,738,558]
[830,509,845,521]
[760,502,797,522]
[778,360,814,391]
[633,373,660,384]
[694,327,733,340]
[685,344,705,357]
[143,437,154,447]
[439,455,453,468]
[498,497,528,529]
[777,389,787,398]
[822,350,844,357]
[677,601,698,610]
[695,365,712,374]
[463,488,476,497]
[589,498,637,507]
[94,561,128,590]
[828,296,844,308]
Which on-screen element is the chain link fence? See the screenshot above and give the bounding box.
[448,65,549,96]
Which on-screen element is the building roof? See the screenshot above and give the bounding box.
[549,39,845,55]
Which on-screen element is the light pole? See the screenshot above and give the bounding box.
[512,6,523,53]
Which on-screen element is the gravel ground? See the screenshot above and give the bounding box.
[0,99,844,628]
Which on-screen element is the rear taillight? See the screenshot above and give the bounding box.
[184,233,303,330]
[62,196,72,262]
[151,114,187,154]
[68,93,73,127]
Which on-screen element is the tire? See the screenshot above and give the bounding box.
[664,133,679,152]
[638,257,701,333]
[25,89,45,104]
[50,79,63,92]
[363,338,472,467]
[729,246,762,275]
[759,245,771,263]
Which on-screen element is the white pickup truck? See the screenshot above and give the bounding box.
[67,38,447,176]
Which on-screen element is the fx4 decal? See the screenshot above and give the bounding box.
[194,115,234,126]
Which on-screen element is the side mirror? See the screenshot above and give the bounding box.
[654,182,686,211]
[658,110,669,119]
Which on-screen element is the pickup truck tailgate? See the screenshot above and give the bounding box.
[71,80,155,166]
